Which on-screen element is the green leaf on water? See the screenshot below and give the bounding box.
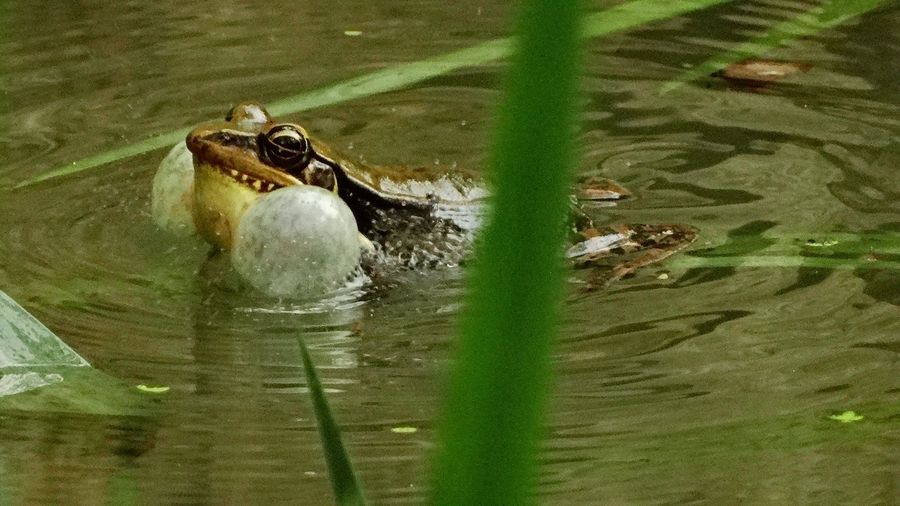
[828,411,864,423]
[136,385,170,394]
[804,239,840,248]
[297,338,366,506]
[15,0,734,189]
[671,232,900,271]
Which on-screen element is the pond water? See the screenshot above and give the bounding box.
[0,0,897,504]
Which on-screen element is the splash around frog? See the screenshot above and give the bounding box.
[151,102,697,297]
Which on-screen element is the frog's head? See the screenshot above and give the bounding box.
[187,118,339,195]
[186,104,343,249]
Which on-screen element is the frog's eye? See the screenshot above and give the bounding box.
[259,124,312,171]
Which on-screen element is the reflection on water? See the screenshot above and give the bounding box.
[1,0,898,504]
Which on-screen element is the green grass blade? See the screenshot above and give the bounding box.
[581,0,732,38]
[15,0,734,189]
[13,129,192,189]
[430,1,581,504]
[660,0,892,94]
[297,338,366,506]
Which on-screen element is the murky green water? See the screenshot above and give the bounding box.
[1,0,897,504]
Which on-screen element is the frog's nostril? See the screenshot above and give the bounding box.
[301,164,338,193]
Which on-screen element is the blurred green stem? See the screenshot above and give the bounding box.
[431,1,582,505]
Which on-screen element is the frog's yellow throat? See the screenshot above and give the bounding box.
[191,158,341,250]
[192,161,268,251]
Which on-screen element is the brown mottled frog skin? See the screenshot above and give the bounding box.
[186,102,696,286]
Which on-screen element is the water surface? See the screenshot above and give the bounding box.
[0,0,897,504]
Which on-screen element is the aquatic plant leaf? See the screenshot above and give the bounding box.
[828,411,864,423]
[0,290,148,415]
[431,0,581,504]
[136,384,170,394]
[14,128,193,189]
[16,0,734,188]
[672,232,900,270]
[661,0,892,93]
[672,255,900,270]
[0,290,89,368]
[297,338,366,506]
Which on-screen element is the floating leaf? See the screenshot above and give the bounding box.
[670,232,900,270]
[136,385,170,394]
[804,239,840,248]
[828,411,864,423]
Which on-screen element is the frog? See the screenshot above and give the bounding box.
[184,102,697,288]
